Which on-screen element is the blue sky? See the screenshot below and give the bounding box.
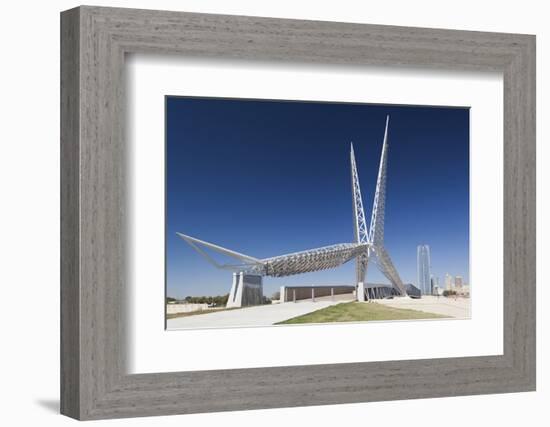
[165,97,469,299]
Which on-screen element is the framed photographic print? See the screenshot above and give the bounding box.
[61,5,536,420]
[164,98,471,331]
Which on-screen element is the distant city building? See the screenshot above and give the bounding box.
[445,273,454,291]
[417,245,431,295]
[455,276,463,289]
[430,275,439,295]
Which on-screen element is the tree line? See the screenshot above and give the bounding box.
[166,294,230,306]
[167,294,272,306]
[442,290,457,297]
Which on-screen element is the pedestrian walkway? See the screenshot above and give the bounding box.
[376,295,470,318]
[167,293,355,329]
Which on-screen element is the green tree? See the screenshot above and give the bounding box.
[183,294,230,305]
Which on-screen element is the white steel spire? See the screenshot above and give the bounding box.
[367,115,407,296]
[350,143,370,289]
[369,115,389,245]
[350,143,369,245]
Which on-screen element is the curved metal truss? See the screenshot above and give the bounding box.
[264,243,366,277]
[176,233,367,278]
[177,115,408,297]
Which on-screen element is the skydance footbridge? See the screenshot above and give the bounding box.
[177,115,410,307]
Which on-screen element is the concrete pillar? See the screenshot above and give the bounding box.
[226,273,263,308]
[227,273,239,307]
[311,288,315,302]
[357,282,366,302]
[279,285,286,303]
[331,287,334,301]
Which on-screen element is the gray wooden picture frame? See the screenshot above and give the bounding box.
[60,5,536,421]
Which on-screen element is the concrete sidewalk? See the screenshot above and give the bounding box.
[376,295,471,319]
[167,294,354,329]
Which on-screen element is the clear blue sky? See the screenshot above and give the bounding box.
[165,97,469,299]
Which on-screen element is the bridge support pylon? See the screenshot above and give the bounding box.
[226,272,263,308]
[357,282,366,302]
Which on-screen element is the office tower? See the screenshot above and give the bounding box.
[445,273,454,290]
[417,245,431,295]
[455,276,463,289]
[430,275,439,295]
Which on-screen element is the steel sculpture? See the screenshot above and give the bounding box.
[177,115,408,300]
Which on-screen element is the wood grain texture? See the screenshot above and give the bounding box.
[60,5,536,420]
[60,7,80,419]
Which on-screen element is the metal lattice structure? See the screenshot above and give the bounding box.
[350,143,370,286]
[365,116,407,296]
[177,115,408,298]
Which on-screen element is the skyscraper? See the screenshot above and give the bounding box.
[455,276,463,289]
[445,273,454,290]
[417,245,431,295]
[430,275,439,295]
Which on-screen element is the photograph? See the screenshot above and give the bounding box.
[165,97,471,329]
